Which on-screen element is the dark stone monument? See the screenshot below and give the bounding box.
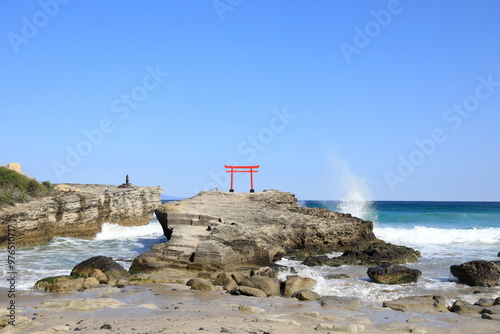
[118,174,134,188]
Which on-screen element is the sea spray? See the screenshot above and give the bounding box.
[1,217,165,290]
[331,157,378,221]
[95,221,164,240]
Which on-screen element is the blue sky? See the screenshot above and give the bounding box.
[1,0,499,201]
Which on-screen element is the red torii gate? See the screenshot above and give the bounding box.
[224,165,260,193]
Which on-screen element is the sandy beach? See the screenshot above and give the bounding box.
[2,282,498,334]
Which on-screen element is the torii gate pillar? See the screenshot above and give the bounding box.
[224,165,260,193]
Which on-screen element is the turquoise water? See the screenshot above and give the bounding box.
[272,200,499,302]
[301,200,500,228]
[373,201,500,229]
[299,200,500,261]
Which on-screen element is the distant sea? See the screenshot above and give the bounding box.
[3,199,499,304]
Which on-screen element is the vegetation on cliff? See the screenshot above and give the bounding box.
[0,166,54,207]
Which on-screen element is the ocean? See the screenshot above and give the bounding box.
[276,200,500,304]
[3,199,499,304]
[4,218,167,291]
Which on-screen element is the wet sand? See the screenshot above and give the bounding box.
[2,284,498,334]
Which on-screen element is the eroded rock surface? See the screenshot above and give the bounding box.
[130,190,419,278]
[450,260,500,287]
[319,296,363,311]
[304,242,420,267]
[282,275,317,297]
[383,295,448,313]
[367,263,422,284]
[0,184,161,247]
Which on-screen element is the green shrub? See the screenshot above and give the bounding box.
[42,180,52,190]
[0,192,14,206]
[0,166,54,207]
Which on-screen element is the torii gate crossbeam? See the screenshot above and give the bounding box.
[224,165,260,193]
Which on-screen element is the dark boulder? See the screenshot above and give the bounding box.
[367,263,421,284]
[303,255,337,267]
[71,256,128,279]
[338,242,421,265]
[450,260,500,287]
[34,256,128,292]
[303,242,420,267]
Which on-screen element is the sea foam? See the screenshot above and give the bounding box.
[374,226,500,247]
[94,219,164,241]
[2,217,166,290]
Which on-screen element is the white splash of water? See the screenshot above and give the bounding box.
[331,157,378,222]
[1,217,166,290]
[94,219,163,241]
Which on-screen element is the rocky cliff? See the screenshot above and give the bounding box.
[0,184,162,247]
[130,190,419,277]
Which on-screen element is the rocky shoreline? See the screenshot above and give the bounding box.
[4,248,498,333]
[31,255,499,319]
[0,183,161,247]
[2,189,498,333]
[130,190,420,279]
[3,268,499,333]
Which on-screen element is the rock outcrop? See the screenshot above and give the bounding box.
[35,255,130,292]
[71,255,129,286]
[292,289,319,301]
[303,242,420,267]
[282,275,317,297]
[35,298,126,312]
[450,260,500,287]
[319,296,363,311]
[0,184,162,247]
[186,267,318,300]
[239,275,281,297]
[186,278,216,291]
[129,190,419,279]
[451,298,500,317]
[35,276,101,292]
[383,295,448,313]
[367,264,422,284]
